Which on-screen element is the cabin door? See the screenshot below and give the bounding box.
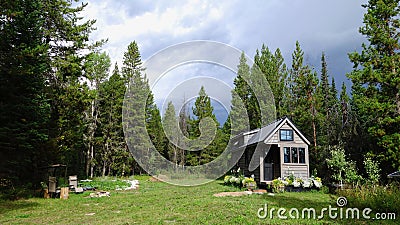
[264,145,277,181]
[264,163,273,181]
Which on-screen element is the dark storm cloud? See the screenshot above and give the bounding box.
[85,0,369,99]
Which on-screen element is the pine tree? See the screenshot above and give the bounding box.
[42,0,104,178]
[0,0,51,185]
[340,83,350,131]
[146,93,166,159]
[230,52,251,134]
[318,52,331,117]
[316,53,341,148]
[122,41,143,85]
[163,102,181,167]
[122,41,163,175]
[188,86,219,165]
[249,63,276,128]
[122,41,149,175]
[98,63,126,176]
[290,41,319,149]
[315,53,329,149]
[348,0,400,171]
[328,77,341,144]
[254,45,289,118]
[178,99,190,166]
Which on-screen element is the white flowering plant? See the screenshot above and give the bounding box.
[302,180,311,188]
[293,180,301,188]
[311,176,322,188]
[270,175,323,192]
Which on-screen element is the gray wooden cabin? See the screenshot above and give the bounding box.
[232,117,310,184]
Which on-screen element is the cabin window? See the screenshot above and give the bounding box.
[291,147,298,163]
[280,129,293,141]
[283,147,306,164]
[299,148,306,163]
[284,147,290,163]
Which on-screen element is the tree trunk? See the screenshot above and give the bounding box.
[86,99,98,178]
[174,147,177,169]
[102,160,106,177]
[309,91,317,149]
[181,148,185,166]
[396,91,400,115]
[312,115,317,149]
[90,144,94,178]
[86,148,90,177]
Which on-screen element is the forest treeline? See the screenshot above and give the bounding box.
[1,0,399,187]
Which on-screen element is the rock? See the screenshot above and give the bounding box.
[121,180,139,191]
[87,191,110,198]
[75,187,84,193]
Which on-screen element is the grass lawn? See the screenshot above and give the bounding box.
[0,176,398,224]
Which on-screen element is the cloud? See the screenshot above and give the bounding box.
[83,0,368,117]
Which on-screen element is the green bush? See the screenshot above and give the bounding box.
[338,183,400,214]
[0,186,34,200]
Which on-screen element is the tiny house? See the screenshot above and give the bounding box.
[232,117,310,184]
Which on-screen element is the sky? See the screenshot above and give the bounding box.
[81,0,368,123]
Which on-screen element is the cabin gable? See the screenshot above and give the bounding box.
[264,118,310,145]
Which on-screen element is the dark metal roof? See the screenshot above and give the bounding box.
[246,117,286,146]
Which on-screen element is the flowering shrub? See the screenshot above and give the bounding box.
[224,175,232,184]
[271,175,323,193]
[312,176,322,188]
[302,180,311,188]
[242,177,257,189]
[224,174,257,189]
[271,177,286,193]
[242,177,254,186]
[293,180,301,188]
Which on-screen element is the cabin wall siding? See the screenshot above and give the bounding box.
[237,147,261,183]
[281,164,309,179]
[268,132,279,143]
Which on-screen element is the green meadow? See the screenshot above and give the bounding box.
[1,176,398,224]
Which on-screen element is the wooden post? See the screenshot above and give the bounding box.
[60,187,69,199]
[43,189,50,199]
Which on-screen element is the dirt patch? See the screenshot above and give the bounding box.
[253,189,267,194]
[213,189,267,197]
[213,191,252,197]
[149,175,168,182]
[148,177,160,182]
